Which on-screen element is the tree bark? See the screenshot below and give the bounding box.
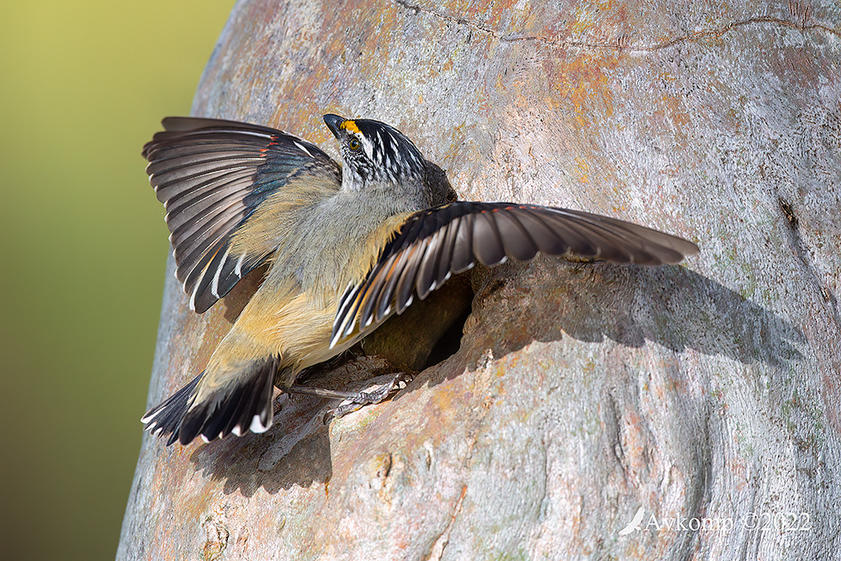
[118,1,841,559]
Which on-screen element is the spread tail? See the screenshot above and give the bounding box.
[141,358,277,445]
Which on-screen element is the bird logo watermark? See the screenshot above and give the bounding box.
[617,507,646,536]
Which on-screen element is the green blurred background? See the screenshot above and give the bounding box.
[0,2,235,559]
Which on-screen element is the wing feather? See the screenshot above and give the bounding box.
[164,173,254,213]
[493,209,538,262]
[155,168,255,203]
[395,241,427,314]
[166,185,251,233]
[143,117,340,312]
[415,226,446,300]
[330,202,698,347]
[172,206,246,264]
[472,211,506,266]
[435,217,461,286]
[450,212,475,273]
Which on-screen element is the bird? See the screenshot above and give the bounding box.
[140,114,699,445]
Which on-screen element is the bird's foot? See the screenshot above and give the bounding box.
[306,372,413,423]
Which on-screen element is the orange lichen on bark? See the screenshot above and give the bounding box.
[553,51,619,127]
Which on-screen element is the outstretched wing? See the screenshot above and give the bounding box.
[331,202,698,346]
[143,117,341,312]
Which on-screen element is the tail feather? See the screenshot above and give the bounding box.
[141,372,202,443]
[141,358,277,446]
[201,382,248,441]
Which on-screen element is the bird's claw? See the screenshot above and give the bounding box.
[322,372,413,423]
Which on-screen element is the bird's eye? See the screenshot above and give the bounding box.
[348,138,360,151]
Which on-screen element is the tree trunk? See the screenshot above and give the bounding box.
[118,1,841,559]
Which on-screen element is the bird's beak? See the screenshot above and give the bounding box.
[323,114,346,139]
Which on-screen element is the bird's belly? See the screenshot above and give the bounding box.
[218,278,346,370]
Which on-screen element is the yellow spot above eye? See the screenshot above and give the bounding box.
[340,120,361,134]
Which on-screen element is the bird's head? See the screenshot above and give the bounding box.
[323,114,426,190]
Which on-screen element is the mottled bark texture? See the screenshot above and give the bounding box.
[119,1,841,559]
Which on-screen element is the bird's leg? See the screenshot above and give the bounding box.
[284,386,359,400]
[286,372,414,421]
[324,372,413,421]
